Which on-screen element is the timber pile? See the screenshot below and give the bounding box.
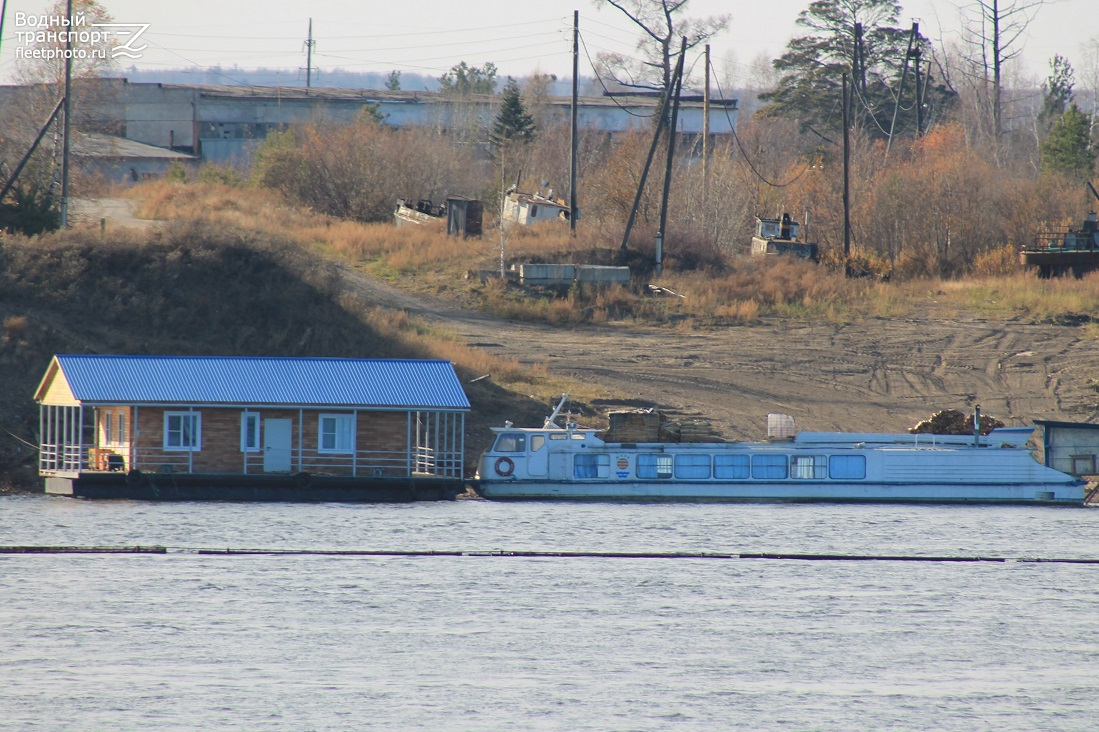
[602,410,664,442]
[668,420,725,443]
[601,410,724,443]
[910,409,1005,436]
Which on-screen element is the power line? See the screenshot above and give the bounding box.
[577,30,655,118]
[709,56,809,189]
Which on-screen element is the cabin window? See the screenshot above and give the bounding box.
[531,435,546,452]
[574,453,609,479]
[104,413,113,445]
[117,413,127,445]
[529,204,539,218]
[164,412,201,450]
[319,414,355,453]
[713,454,749,479]
[674,454,711,479]
[494,433,527,452]
[637,453,673,479]
[829,455,866,480]
[751,454,787,479]
[1071,454,1096,475]
[241,412,260,452]
[791,455,828,480]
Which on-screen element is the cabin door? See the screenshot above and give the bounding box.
[527,434,548,476]
[264,418,293,472]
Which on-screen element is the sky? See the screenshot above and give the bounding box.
[1,0,1095,90]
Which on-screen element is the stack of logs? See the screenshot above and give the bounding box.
[600,409,724,443]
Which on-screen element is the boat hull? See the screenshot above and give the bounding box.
[474,479,1085,504]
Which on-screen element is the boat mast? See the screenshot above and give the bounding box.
[544,394,570,428]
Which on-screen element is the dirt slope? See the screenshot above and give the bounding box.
[329,260,1099,437]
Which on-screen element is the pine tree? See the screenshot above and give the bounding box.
[490,78,536,149]
[757,0,953,140]
[1037,55,1074,140]
[1040,103,1096,180]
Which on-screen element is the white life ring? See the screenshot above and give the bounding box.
[494,456,515,477]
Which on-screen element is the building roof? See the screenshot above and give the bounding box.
[75,132,196,160]
[508,192,569,210]
[36,355,470,410]
[1033,419,1099,430]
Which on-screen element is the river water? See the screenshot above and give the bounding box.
[2,495,1097,731]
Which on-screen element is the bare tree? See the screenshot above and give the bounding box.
[593,0,728,93]
[1080,36,1099,140]
[956,0,1047,148]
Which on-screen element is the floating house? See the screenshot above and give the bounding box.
[34,355,470,501]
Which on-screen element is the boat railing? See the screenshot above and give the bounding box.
[1023,230,1099,253]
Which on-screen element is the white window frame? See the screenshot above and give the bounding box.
[241,412,260,452]
[164,411,201,451]
[319,413,355,454]
[104,412,113,445]
[117,412,126,445]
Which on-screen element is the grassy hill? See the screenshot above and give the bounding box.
[0,215,549,491]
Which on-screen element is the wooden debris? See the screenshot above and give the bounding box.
[910,409,1005,436]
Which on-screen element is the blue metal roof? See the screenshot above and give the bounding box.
[51,355,470,410]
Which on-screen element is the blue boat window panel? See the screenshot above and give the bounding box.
[752,454,788,479]
[494,433,526,452]
[574,453,610,479]
[637,453,673,479]
[714,454,750,479]
[791,455,829,480]
[674,454,711,479]
[829,455,867,480]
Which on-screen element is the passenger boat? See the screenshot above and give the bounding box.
[472,398,1086,505]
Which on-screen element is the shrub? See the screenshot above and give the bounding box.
[196,164,243,186]
[165,161,188,183]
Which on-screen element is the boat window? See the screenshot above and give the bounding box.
[637,454,673,479]
[674,454,711,479]
[530,435,546,451]
[714,454,750,479]
[574,453,609,479]
[494,433,527,453]
[751,454,787,479]
[550,433,568,440]
[829,455,866,480]
[791,455,828,480]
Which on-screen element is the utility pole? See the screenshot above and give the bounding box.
[569,9,578,233]
[842,72,851,275]
[702,43,711,204]
[304,18,316,92]
[0,0,9,59]
[886,22,919,155]
[60,0,73,228]
[914,43,923,138]
[655,37,686,277]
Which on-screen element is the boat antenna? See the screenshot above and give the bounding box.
[544,394,570,428]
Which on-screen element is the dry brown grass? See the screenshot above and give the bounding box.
[125,180,1099,328]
